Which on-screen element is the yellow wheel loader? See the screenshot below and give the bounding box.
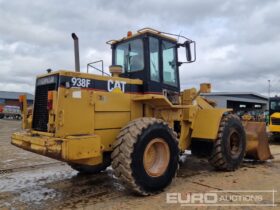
[12,28,272,195]
[268,97,280,140]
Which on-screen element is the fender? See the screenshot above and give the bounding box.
[191,108,231,140]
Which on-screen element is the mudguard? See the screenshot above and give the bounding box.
[191,108,230,140]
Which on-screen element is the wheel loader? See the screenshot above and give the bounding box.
[12,28,272,195]
[268,96,280,140]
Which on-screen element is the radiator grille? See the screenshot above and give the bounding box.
[32,83,56,132]
[271,118,280,125]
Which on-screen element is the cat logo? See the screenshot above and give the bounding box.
[107,79,126,93]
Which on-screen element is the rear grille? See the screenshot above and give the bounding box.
[32,83,56,132]
[271,118,280,125]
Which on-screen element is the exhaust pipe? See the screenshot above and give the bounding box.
[71,33,80,72]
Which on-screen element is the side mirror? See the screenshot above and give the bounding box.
[184,41,196,63]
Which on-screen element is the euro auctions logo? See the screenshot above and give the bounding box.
[166,192,218,205]
[166,190,277,207]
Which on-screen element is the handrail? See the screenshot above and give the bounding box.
[87,60,110,76]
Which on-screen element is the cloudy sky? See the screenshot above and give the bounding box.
[0,0,279,96]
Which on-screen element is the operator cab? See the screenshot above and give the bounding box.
[109,28,195,103]
[269,97,280,116]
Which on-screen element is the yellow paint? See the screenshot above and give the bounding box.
[62,135,101,160]
[269,112,280,133]
[271,112,280,118]
[196,96,214,109]
[243,121,272,160]
[94,111,130,129]
[242,113,253,121]
[94,129,120,151]
[19,95,31,129]
[191,109,229,140]
[181,88,197,105]
[200,83,211,93]
[55,88,94,137]
[11,132,102,165]
[133,94,188,109]
[179,121,191,151]
[94,91,130,112]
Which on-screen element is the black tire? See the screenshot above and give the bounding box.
[270,133,280,142]
[209,114,246,171]
[111,117,179,195]
[69,153,111,174]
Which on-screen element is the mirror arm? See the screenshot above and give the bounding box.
[176,43,185,48]
[177,61,183,66]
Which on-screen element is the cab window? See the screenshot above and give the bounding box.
[149,37,160,82]
[162,40,178,86]
[115,39,144,72]
[270,101,280,111]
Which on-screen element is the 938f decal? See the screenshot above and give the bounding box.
[71,77,91,88]
[59,75,142,93]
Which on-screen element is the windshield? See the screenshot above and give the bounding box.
[270,100,280,111]
[114,39,144,73]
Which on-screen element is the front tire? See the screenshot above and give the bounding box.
[209,114,246,171]
[111,118,179,195]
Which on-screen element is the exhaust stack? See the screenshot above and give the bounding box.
[71,33,80,72]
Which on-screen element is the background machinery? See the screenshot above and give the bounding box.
[268,96,280,140]
[0,105,22,120]
[11,28,271,195]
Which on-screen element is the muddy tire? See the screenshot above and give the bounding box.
[270,133,280,142]
[111,117,179,195]
[209,114,246,171]
[69,153,111,174]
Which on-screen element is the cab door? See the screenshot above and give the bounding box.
[147,37,180,96]
[147,36,162,94]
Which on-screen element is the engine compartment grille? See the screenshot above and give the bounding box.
[32,76,57,132]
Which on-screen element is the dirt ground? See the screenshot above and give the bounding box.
[0,119,279,210]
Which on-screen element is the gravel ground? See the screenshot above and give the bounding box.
[0,119,279,210]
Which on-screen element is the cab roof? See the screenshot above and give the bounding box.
[106,28,178,45]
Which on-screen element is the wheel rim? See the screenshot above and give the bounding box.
[229,129,241,157]
[143,138,170,177]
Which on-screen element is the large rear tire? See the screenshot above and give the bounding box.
[111,118,179,195]
[209,114,246,171]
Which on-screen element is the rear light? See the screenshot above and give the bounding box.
[19,95,25,111]
[47,91,53,110]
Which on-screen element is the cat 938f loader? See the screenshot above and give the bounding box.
[12,28,272,195]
